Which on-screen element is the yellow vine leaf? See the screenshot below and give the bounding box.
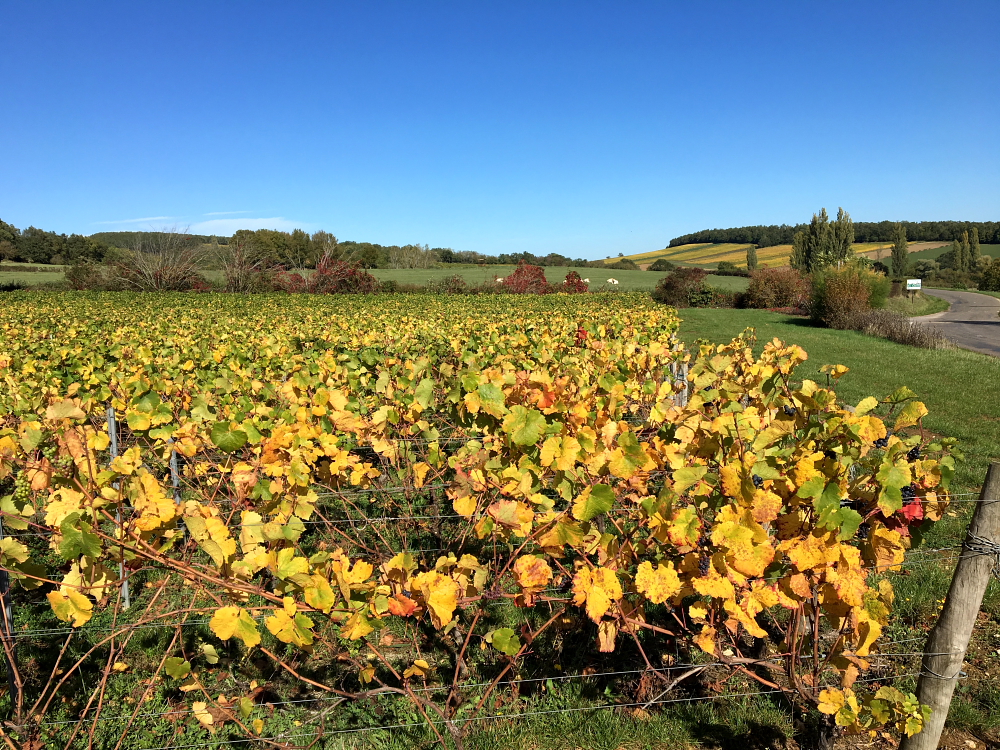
[340,611,375,640]
[692,565,735,600]
[209,606,261,648]
[265,598,314,647]
[572,567,622,622]
[894,401,928,430]
[410,571,460,628]
[192,701,214,730]
[693,625,717,655]
[486,499,534,537]
[133,471,177,532]
[597,620,617,653]
[867,527,906,572]
[817,688,845,715]
[635,561,680,604]
[513,555,553,591]
[47,589,93,627]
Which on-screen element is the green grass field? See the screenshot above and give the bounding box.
[0,264,752,293]
[908,243,1000,261]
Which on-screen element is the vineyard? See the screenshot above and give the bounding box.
[604,243,898,269]
[0,291,960,749]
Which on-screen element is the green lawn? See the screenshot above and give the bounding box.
[370,266,743,291]
[0,271,64,286]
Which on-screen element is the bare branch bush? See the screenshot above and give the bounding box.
[107,227,208,291]
[214,235,279,293]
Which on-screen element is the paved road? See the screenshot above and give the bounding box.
[918,289,1000,357]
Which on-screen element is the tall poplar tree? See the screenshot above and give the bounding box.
[790,208,834,273]
[891,223,909,279]
[831,207,855,266]
[746,245,758,272]
[971,227,981,264]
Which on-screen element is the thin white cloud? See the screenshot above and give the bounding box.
[187,217,309,235]
[203,210,250,216]
[93,216,176,225]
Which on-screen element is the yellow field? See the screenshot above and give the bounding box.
[605,241,896,269]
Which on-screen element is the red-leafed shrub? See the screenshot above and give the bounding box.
[561,271,589,293]
[501,262,553,294]
[743,268,810,311]
[276,253,380,294]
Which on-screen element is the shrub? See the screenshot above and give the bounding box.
[105,233,209,292]
[648,258,675,272]
[560,270,589,293]
[855,309,951,349]
[66,262,107,290]
[651,267,708,307]
[216,237,281,293]
[742,268,810,310]
[605,258,639,271]
[981,259,1000,292]
[811,265,889,329]
[276,253,379,294]
[500,262,552,294]
[713,260,750,278]
[923,268,976,290]
[424,274,469,294]
[0,281,27,293]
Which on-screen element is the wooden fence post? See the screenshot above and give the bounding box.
[900,461,1000,750]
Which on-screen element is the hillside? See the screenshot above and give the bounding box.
[601,241,956,270]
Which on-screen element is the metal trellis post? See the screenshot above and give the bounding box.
[107,405,130,610]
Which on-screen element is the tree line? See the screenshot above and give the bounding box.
[0,219,601,270]
[670,219,1000,247]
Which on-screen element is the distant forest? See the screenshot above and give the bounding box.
[0,220,596,269]
[670,220,1000,247]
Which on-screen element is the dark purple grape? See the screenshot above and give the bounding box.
[874,436,889,449]
[857,523,870,540]
[698,533,711,549]
[752,475,764,488]
[907,446,921,461]
[698,554,711,576]
[783,405,797,416]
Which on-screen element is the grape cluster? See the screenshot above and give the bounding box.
[783,405,797,416]
[907,446,921,461]
[901,484,919,506]
[697,532,712,549]
[698,554,711,576]
[857,523,871,541]
[874,436,889,449]
[752,475,764,488]
[11,474,31,503]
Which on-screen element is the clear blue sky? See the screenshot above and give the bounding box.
[2,1,997,259]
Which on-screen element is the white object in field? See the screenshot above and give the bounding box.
[906,279,922,290]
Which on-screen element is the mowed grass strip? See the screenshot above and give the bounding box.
[675,308,1000,490]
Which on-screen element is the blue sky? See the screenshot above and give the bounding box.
[2,1,997,259]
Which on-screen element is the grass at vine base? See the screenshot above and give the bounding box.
[676,307,1000,745]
